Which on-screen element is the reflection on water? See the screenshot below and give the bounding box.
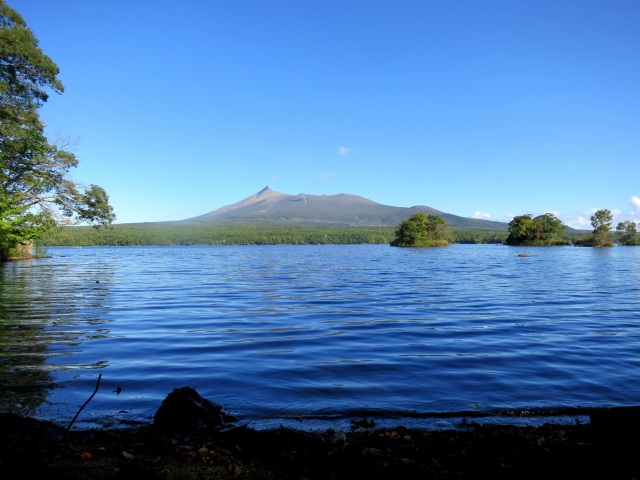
[0,259,113,416]
[1,245,640,429]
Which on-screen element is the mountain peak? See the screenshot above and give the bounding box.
[184,188,509,230]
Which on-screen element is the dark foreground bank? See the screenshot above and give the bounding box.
[2,412,640,480]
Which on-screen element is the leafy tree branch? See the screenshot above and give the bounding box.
[1,0,114,259]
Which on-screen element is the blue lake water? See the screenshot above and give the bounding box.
[1,244,640,430]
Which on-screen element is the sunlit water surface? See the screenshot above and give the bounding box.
[1,245,639,429]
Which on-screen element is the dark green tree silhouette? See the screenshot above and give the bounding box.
[391,213,452,247]
[590,209,614,247]
[616,220,638,245]
[505,213,568,246]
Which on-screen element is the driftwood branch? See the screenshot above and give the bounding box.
[66,373,102,433]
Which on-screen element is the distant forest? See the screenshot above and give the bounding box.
[38,223,517,246]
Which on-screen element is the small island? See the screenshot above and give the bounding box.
[505,213,570,246]
[390,213,453,247]
[574,209,639,247]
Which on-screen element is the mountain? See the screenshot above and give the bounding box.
[183,187,509,230]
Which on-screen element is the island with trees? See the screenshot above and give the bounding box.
[504,213,570,246]
[505,209,640,247]
[575,209,616,247]
[390,212,453,247]
[616,220,639,246]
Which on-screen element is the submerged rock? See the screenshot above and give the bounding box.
[351,418,376,430]
[153,386,237,431]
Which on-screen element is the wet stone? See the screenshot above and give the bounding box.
[153,386,237,431]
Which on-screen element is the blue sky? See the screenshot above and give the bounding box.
[12,0,640,228]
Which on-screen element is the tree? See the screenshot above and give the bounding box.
[505,213,568,246]
[589,209,613,247]
[505,214,534,245]
[616,220,638,246]
[390,212,452,247]
[0,1,114,259]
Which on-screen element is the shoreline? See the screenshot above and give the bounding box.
[16,403,608,433]
[2,410,639,479]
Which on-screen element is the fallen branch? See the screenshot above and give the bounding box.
[66,373,102,433]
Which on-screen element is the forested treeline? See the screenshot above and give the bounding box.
[454,229,508,244]
[39,224,396,246]
[38,223,511,246]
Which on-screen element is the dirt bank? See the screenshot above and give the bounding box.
[2,412,639,479]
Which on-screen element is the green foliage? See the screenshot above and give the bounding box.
[591,209,613,237]
[38,223,513,247]
[616,220,639,246]
[39,224,398,246]
[505,213,570,246]
[453,228,508,244]
[390,213,452,247]
[575,209,615,247]
[0,1,114,259]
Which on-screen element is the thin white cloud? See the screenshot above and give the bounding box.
[581,208,611,218]
[269,174,280,182]
[305,171,336,184]
[583,207,621,217]
[472,211,492,219]
[567,216,591,229]
[631,195,640,210]
[338,146,352,156]
[567,207,623,230]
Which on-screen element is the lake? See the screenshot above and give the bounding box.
[1,244,639,430]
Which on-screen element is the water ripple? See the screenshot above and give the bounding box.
[1,244,639,428]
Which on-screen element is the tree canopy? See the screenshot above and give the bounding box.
[590,209,613,243]
[574,209,615,247]
[505,213,569,246]
[616,220,638,246]
[0,1,114,259]
[390,212,452,247]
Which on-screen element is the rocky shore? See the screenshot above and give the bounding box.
[2,388,639,479]
[5,414,640,479]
